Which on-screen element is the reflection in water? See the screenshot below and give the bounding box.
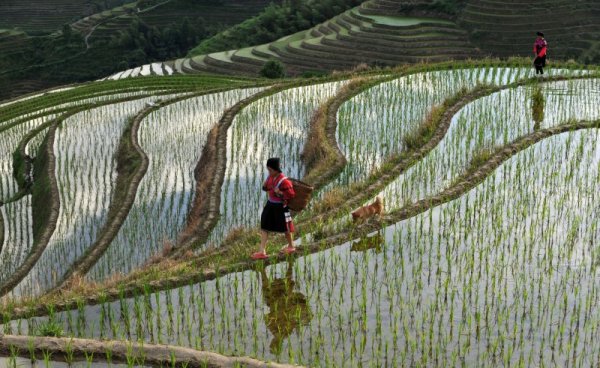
[351,231,384,253]
[532,85,545,131]
[258,259,312,355]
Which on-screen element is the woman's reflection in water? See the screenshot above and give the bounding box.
[258,259,312,355]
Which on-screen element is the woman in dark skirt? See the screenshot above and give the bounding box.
[251,157,296,259]
[533,31,548,75]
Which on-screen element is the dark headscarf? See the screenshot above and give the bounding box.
[266,157,282,172]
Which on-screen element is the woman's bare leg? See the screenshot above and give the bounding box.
[284,232,295,249]
[259,230,268,254]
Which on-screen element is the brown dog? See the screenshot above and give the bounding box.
[351,196,384,223]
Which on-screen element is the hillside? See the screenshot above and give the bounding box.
[107,0,600,79]
[1,0,600,366]
[75,0,280,45]
[109,0,481,78]
[0,0,282,100]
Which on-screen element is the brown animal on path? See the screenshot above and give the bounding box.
[351,196,384,223]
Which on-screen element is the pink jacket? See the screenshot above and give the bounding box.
[534,38,547,57]
[263,173,295,204]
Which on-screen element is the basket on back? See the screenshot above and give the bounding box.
[288,178,314,212]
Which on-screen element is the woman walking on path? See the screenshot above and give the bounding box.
[251,157,297,260]
[533,32,548,75]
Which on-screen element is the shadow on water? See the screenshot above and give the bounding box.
[257,259,312,356]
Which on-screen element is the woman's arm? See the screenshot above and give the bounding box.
[538,46,547,57]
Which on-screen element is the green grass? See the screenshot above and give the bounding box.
[254,44,279,58]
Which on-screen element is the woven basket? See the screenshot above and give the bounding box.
[287,178,314,212]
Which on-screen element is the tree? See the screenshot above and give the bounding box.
[260,59,286,79]
[127,48,147,66]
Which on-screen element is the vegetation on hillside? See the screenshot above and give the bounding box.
[0,0,135,34]
[108,17,214,69]
[260,59,286,78]
[0,1,275,99]
[189,0,363,56]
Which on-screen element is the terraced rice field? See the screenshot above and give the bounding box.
[0,61,599,367]
[458,0,600,60]
[102,0,600,82]
[80,0,276,45]
[108,3,480,79]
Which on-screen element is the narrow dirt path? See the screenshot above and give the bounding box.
[0,334,304,368]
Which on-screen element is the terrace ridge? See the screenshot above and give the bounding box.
[0,334,304,368]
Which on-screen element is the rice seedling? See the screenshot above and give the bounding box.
[0,197,34,284]
[328,67,587,188]
[335,68,479,185]
[531,84,545,128]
